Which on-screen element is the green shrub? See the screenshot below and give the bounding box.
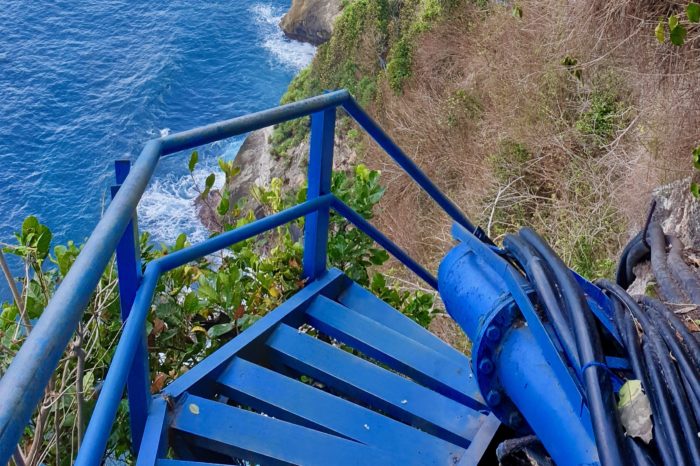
[387,38,413,93]
[575,91,623,143]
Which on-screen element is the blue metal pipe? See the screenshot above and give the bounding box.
[75,265,160,466]
[341,98,480,239]
[156,195,333,273]
[303,109,336,280]
[496,328,599,464]
[0,139,162,463]
[159,90,350,156]
[330,197,438,290]
[438,235,598,465]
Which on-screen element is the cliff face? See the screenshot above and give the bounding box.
[279,0,342,45]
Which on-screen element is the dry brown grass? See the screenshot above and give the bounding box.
[354,0,700,280]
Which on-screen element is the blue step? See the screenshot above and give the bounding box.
[171,394,403,465]
[215,358,463,463]
[137,271,498,465]
[305,295,485,409]
[266,324,486,450]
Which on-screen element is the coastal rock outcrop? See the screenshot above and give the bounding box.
[279,0,343,45]
[196,125,356,231]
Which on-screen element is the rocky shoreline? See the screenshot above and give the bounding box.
[279,0,342,46]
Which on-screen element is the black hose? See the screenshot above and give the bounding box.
[626,437,658,466]
[599,281,700,465]
[529,257,581,370]
[642,341,686,466]
[640,297,700,372]
[616,231,650,289]
[612,302,665,466]
[519,228,626,466]
[682,371,700,422]
[648,223,687,303]
[504,233,581,370]
[667,234,700,305]
[639,302,700,465]
[640,300,700,402]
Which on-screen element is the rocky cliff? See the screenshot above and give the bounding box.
[196,125,356,231]
[279,0,342,45]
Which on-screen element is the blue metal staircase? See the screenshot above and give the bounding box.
[137,269,498,465]
[0,90,504,465]
[0,89,650,465]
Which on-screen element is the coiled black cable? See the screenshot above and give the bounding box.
[503,222,700,465]
[599,281,700,465]
[504,228,626,466]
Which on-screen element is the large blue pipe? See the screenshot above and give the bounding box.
[438,241,598,465]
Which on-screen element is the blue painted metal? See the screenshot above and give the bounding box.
[0,139,162,463]
[303,109,336,280]
[158,91,350,156]
[215,358,464,464]
[75,265,160,466]
[438,225,599,465]
[162,268,348,398]
[156,195,334,273]
[112,160,150,450]
[135,397,169,466]
[341,98,490,243]
[267,324,487,450]
[77,199,338,463]
[0,88,631,465]
[337,281,465,365]
[306,295,485,410]
[171,393,405,465]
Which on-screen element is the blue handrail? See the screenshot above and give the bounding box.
[0,90,480,464]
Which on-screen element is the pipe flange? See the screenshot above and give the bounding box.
[472,295,533,434]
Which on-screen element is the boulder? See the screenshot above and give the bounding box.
[280,0,343,45]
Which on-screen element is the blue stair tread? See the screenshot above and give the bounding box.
[215,357,466,465]
[305,295,485,409]
[156,461,235,466]
[170,394,406,466]
[266,324,488,449]
[456,413,501,466]
[338,281,471,368]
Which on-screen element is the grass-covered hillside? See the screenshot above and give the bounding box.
[272,0,700,279]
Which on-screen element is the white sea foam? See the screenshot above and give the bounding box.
[250,3,315,72]
[137,162,223,245]
[136,3,312,246]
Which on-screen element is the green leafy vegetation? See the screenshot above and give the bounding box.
[576,91,624,144]
[270,0,463,157]
[654,1,700,46]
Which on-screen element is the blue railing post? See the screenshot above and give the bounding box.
[303,109,336,280]
[111,159,151,451]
